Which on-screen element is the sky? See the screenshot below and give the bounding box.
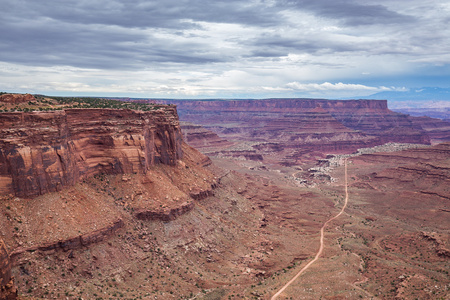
[1,0,450,99]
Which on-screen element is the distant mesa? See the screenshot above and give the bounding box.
[145,98,450,163]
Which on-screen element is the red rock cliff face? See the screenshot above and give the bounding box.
[163,98,389,113]
[158,99,430,153]
[0,108,182,197]
[168,99,426,141]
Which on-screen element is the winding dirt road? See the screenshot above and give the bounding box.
[271,158,349,299]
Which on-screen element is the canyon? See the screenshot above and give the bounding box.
[151,98,450,166]
[0,94,449,299]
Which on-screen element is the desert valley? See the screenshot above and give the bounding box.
[1,93,449,300]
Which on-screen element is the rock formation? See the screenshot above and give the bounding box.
[352,142,450,206]
[10,219,124,257]
[406,116,450,144]
[166,99,430,145]
[0,93,35,105]
[0,239,17,300]
[180,122,234,153]
[150,98,436,163]
[0,108,182,197]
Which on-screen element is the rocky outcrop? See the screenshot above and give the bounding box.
[421,232,450,258]
[135,202,195,222]
[0,239,17,300]
[10,219,124,258]
[189,182,217,200]
[0,93,35,105]
[0,108,183,197]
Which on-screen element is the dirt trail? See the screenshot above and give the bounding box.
[271,159,349,299]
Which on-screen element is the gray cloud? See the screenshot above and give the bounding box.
[0,0,430,69]
[3,0,282,29]
[277,0,415,26]
[0,0,448,97]
[0,11,227,69]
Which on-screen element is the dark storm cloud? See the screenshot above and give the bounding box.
[3,0,281,29]
[0,0,286,69]
[0,5,228,69]
[0,0,435,73]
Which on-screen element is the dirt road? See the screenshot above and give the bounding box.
[271,158,349,299]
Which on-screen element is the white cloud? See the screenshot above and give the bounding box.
[286,82,379,91]
[284,82,407,98]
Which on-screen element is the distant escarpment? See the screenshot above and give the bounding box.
[148,99,437,163]
[0,108,182,197]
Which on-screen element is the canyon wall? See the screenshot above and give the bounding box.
[153,99,433,162]
[0,108,182,197]
[167,99,429,144]
[163,98,389,113]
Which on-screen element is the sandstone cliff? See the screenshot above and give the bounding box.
[165,99,430,145]
[151,99,433,163]
[0,108,182,197]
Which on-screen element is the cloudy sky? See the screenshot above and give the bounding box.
[1,0,449,99]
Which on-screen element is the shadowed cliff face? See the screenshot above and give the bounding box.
[0,108,183,197]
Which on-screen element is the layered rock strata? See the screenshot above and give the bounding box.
[407,116,450,144]
[180,122,234,153]
[0,108,182,197]
[10,219,124,259]
[157,99,432,154]
[353,142,450,203]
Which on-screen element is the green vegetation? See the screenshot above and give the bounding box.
[0,94,166,112]
[48,96,164,111]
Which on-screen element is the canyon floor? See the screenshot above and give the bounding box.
[2,141,448,299]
